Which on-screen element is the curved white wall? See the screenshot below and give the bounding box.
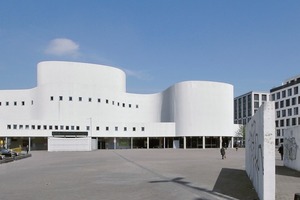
[167,81,234,136]
[0,61,235,138]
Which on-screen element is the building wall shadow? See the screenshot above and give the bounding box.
[276,165,300,177]
[213,168,259,200]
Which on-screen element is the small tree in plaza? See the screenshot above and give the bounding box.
[235,124,245,147]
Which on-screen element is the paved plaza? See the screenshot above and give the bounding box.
[0,148,299,200]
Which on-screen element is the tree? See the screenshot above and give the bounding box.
[235,124,245,138]
[235,124,245,147]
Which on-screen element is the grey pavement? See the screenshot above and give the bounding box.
[0,148,299,200]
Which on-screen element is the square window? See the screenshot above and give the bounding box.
[86,126,90,131]
[43,125,47,130]
[98,98,101,103]
[124,127,127,131]
[76,126,80,130]
[60,125,64,130]
[69,97,73,101]
[79,97,82,101]
[55,125,59,130]
[106,126,109,131]
[96,126,100,131]
[22,101,25,106]
[59,96,63,101]
[14,101,17,106]
[106,99,109,104]
[89,98,92,102]
[50,96,54,101]
[141,127,145,131]
[7,125,11,129]
[6,102,9,106]
[133,127,136,131]
[32,125,35,130]
[294,86,298,95]
[115,126,118,131]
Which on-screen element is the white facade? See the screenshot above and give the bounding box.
[0,61,236,151]
[270,75,300,146]
[234,91,270,125]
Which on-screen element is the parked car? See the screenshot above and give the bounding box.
[0,148,16,157]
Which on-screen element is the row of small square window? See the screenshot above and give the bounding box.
[7,124,81,131]
[275,96,300,109]
[276,107,299,118]
[0,100,34,106]
[275,117,300,128]
[51,96,139,108]
[7,124,145,132]
[96,126,145,132]
[273,86,299,100]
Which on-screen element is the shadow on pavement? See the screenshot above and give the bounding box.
[150,177,239,200]
[213,168,259,200]
[276,165,300,177]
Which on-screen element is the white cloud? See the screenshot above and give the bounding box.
[45,38,80,57]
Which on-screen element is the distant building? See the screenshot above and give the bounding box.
[270,75,300,146]
[234,91,270,125]
[0,61,237,151]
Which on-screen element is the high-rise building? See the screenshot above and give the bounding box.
[270,75,300,146]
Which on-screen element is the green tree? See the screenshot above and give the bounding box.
[235,124,245,139]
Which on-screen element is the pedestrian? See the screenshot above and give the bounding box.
[278,144,283,160]
[220,147,226,159]
[26,145,29,154]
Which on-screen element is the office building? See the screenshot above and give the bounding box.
[270,75,300,145]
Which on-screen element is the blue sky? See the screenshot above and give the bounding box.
[1,1,300,96]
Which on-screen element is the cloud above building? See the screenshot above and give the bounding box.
[45,38,80,57]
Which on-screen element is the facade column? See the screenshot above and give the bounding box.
[131,137,133,149]
[231,137,234,148]
[29,137,31,151]
[163,137,166,149]
[220,136,223,148]
[147,137,149,149]
[202,136,205,149]
[113,137,116,149]
[5,137,8,149]
[183,137,186,149]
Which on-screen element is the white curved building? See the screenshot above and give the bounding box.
[0,61,236,151]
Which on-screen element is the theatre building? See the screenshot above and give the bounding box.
[0,61,237,151]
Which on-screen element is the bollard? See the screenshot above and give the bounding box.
[295,193,300,200]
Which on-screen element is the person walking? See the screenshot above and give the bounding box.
[278,144,283,160]
[220,147,226,159]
